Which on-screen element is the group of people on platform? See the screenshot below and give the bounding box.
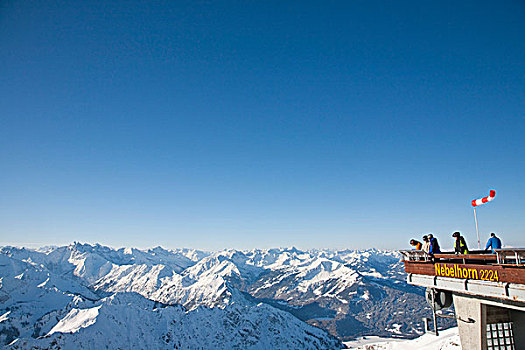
[409,232,502,255]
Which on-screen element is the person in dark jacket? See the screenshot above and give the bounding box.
[452,231,469,255]
[485,232,502,253]
[428,234,441,254]
[410,239,422,250]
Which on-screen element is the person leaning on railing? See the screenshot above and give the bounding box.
[410,239,422,250]
[485,232,502,254]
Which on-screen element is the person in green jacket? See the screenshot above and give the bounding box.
[452,231,469,255]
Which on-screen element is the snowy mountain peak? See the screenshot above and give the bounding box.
[0,243,449,348]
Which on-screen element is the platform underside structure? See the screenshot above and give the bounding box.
[401,249,525,350]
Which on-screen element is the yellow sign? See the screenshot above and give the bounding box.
[434,263,499,282]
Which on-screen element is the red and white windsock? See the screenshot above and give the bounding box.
[471,190,496,207]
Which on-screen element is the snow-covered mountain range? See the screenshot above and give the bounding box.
[0,243,454,349]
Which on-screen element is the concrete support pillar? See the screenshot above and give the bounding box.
[511,310,525,349]
[452,294,486,350]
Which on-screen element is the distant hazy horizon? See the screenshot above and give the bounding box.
[1,236,519,254]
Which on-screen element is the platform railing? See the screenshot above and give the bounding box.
[495,248,525,265]
[401,248,525,266]
[399,250,432,262]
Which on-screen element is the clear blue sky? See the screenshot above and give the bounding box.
[1,0,524,250]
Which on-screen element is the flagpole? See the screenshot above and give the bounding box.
[473,207,480,249]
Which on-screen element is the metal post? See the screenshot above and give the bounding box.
[431,289,439,336]
[473,207,481,249]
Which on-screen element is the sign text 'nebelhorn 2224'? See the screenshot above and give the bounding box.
[434,263,499,282]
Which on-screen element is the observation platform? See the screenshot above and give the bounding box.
[400,249,525,350]
[401,249,525,304]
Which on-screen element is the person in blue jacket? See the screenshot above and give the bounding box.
[485,232,502,253]
[428,233,441,255]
